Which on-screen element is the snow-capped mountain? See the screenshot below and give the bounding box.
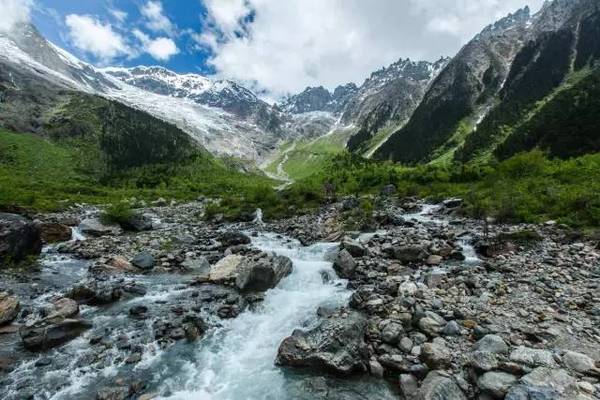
[0,23,292,161]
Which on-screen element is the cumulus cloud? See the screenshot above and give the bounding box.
[199,0,546,99]
[65,14,129,62]
[134,29,179,61]
[0,0,33,33]
[140,1,174,35]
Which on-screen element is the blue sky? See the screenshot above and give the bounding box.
[22,0,545,99]
[32,0,215,74]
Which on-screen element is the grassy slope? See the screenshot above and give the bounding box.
[0,128,276,212]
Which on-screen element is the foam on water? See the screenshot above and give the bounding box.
[155,233,352,399]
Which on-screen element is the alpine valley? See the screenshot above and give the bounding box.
[0,1,600,400]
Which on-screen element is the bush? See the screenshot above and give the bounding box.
[100,202,135,225]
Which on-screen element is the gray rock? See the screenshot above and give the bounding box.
[520,367,576,394]
[387,245,429,264]
[209,254,244,283]
[276,310,368,375]
[418,311,446,337]
[332,249,357,279]
[131,251,155,270]
[341,237,366,257]
[478,371,518,399]
[381,321,404,344]
[443,198,463,208]
[235,254,293,292]
[48,298,79,319]
[20,316,91,351]
[418,371,467,400]
[562,351,597,374]
[399,374,419,398]
[181,255,210,275]
[510,347,558,368]
[442,320,461,336]
[219,231,251,248]
[0,213,42,262]
[505,384,560,400]
[469,351,498,372]
[121,213,153,232]
[399,337,414,353]
[421,339,452,369]
[68,281,124,305]
[0,292,19,325]
[79,218,120,237]
[473,334,509,354]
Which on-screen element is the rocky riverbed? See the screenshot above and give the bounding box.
[0,197,599,399]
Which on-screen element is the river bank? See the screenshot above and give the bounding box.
[0,196,599,399]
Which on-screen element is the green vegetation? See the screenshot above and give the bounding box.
[0,129,278,216]
[265,130,350,180]
[100,202,135,226]
[292,150,600,227]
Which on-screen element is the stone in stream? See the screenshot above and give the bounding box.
[340,237,366,257]
[276,310,368,375]
[509,346,558,368]
[421,338,452,369]
[131,251,155,270]
[0,292,20,325]
[235,254,293,292]
[40,222,72,243]
[79,218,121,237]
[332,249,357,279]
[219,231,251,248]
[0,213,42,263]
[472,334,509,354]
[48,297,79,319]
[209,254,245,283]
[68,280,124,305]
[20,316,91,351]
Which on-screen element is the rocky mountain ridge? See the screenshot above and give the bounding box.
[376,0,600,163]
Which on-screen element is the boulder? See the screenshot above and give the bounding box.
[505,385,560,400]
[421,339,452,369]
[478,371,518,399]
[181,255,210,275]
[473,334,509,354]
[417,371,467,400]
[443,198,463,209]
[520,367,577,395]
[387,245,429,264]
[120,213,153,232]
[510,347,558,368]
[276,310,368,375]
[20,316,91,351]
[399,374,419,398]
[0,213,42,263]
[209,255,245,283]
[68,281,123,305]
[79,218,120,237]
[332,249,357,279]
[48,297,79,318]
[235,254,293,292]
[381,321,404,345]
[40,222,72,243]
[562,351,598,375]
[131,251,155,270]
[418,311,446,337]
[219,231,251,248]
[341,237,366,257]
[0,292,19,325]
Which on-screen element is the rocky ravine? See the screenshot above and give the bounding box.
[0,197,598,399]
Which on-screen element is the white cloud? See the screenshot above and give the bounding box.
[0,0,33,33]
[134,29,179,61]
[199,0,546,99]
[109,8,128,23]
[65,14,130,62]
[140,1,174,35]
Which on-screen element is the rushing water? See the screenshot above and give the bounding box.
[1,205,478,400]
[1,232,397,400]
